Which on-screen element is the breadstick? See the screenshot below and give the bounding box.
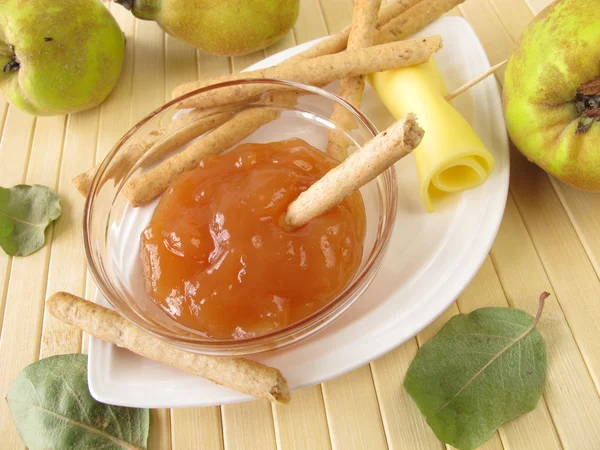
[141,111,234,164]
[165,0,452,170]
[146,0,445,197]
[124,106,282,206]
[124,38,439,207]
[376,0,424,26]
[172,0,424,100]
[375,0,465,43]
[327,0,382,161]
[285,113,423,229]
[72,110,232,196]
[73,131,160,197]
[74,0,457,203]
[47,292,291,404]
[285,0,423,63]
[175,37,442,110]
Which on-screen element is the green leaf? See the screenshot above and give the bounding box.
[7,354,150,450]
[404,293,549,450]
[0,214,14,237]
[0,184,61,257]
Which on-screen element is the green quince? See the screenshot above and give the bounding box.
[115,0,299,56]
[503,0,600,191]
[0,0,125,116]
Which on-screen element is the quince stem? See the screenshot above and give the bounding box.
[115,0,134,10]
[114,0,159,19]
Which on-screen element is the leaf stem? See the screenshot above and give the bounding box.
[533,292,550,326]
[431,293,548,417]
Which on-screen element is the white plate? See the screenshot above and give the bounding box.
[88,16,509,408]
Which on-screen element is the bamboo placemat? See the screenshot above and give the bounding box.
[0,0,599,448]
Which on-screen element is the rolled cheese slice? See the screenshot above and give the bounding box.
[368,58,495,212]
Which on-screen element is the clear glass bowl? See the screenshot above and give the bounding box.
[84,79,397,355]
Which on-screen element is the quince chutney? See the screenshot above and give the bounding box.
[140,138,366,339]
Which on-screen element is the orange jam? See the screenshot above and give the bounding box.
[140,138,366,339]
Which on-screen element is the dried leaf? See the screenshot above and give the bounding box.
[404,293,548,450]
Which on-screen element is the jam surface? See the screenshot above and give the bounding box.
[140,138,366,339]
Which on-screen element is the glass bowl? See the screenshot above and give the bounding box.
[84,79,397,356]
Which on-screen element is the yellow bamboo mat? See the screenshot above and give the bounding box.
[0,0,599,449]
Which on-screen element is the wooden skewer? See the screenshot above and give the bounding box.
[444,59,508,101]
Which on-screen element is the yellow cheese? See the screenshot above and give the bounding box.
[368,59,495,212]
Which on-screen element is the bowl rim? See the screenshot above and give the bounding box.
[83,78,398,354]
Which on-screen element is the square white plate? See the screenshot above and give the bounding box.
[88,16,509,408]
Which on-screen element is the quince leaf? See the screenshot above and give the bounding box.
[404,293,548,450]
[0,214,14,237]
[0,184,61,257]
[7,354,150,450]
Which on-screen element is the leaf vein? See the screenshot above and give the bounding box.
[58,377,93,426]
[488,318,529,329]
[517,341,524,385]
[499,352,505,390]
[0,211,49,228]
[432,320,537,417]
[449,332,515,340]
[33,405,143,450]
[126,405,133,442]
[26,377,43,405]
[106,404,125,440]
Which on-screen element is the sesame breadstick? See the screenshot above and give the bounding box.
[285,113,424,229]
[123,37,440,207]
[47,292,291,404]
[375,0,424,26]
[172,0,424,100]
[375,0,465,43]
[123,106,282,207]
[326,0,382,161]
[175,36,442,111]
[72,110,232,196]
[74,0,462,204]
